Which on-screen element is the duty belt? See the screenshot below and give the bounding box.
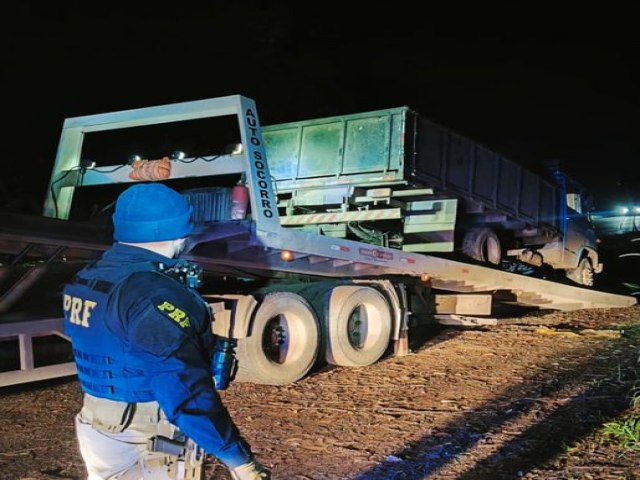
[80,394,205,479]
[80,393,163,434]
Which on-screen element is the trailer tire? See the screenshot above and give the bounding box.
[234,292,320,385]
[566,257,594,287]
[325,286,392,367]
[461,227,501,265]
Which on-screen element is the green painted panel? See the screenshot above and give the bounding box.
[263,127,299,180]
[343,116,391,174]
[263,106,408,187]
[299,122,344,177]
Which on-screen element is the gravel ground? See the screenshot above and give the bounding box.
[1,305,639,480]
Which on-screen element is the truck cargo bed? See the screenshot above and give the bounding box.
[263,107,562,229]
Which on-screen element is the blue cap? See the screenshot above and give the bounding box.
[112,183,194,242]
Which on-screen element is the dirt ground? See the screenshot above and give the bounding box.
[1,304,639,480]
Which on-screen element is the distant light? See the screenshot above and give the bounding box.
[420,273,431,282]
[616,206,640,215]
[171,150,186,160]
[280,250,294,262]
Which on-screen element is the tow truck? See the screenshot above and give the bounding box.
[0,95,635,388]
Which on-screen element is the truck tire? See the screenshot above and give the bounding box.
[461,227,501,265]
[325,286,392,367]
[566,257,594,287]
[234,292,320,385]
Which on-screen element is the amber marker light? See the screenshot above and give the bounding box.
[420,273,431,282]
[280,250,295,262]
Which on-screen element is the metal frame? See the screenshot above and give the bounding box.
[44,95,281,235]
[0,317,76,387]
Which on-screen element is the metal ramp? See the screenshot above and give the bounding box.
[188,225,637,311]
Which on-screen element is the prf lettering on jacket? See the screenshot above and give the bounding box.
[156,301,191,328]
[63,294,97,327]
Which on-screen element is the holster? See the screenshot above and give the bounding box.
[147,419,205,480]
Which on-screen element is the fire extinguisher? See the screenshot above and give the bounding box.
[230,176,249,220]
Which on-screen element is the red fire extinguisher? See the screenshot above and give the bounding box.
[230,178,249,220]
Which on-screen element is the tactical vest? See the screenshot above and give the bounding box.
[63,260,171,402]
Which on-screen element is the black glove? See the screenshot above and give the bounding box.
[229,458,271,480]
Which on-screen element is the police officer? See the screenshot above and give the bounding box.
[63,183,270,480]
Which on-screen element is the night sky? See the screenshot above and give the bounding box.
[2,3,638,215]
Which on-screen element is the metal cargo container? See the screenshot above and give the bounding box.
[263,107,561,231]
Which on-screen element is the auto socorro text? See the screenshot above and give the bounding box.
[245,108,276,219]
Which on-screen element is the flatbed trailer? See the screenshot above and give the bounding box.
[0,95,635,388]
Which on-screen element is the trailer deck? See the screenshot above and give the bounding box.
[1,212,635,387]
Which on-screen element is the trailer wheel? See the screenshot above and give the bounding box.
[461,227,501,265]
[566,257,594,287]
[325,286,392,367]
[234,292,319,385]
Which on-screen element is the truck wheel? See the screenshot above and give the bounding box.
[461,227,501,265]
[325,286,392,367]
[234,292,320,385]
[566,257,594,287]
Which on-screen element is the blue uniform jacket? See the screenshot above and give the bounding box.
[63,243,252,468]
